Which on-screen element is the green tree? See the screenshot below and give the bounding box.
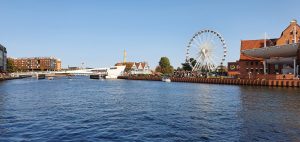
[176,67,182,71]
[181,58,196,71]
[6,58,16,73]
[155,65,161,72]
[156,57,174,75]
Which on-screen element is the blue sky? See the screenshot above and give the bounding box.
[0,0,300,68]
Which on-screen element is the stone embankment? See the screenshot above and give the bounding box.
[118,76,300,88]
[118,76,162,81]
[0,73,26,81]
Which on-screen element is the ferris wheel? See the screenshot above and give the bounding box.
[186,29,227,72]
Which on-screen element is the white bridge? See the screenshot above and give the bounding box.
[13,66,126,79]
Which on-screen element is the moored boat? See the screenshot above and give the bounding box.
[162,77,171,82]
[37,74,46,80]
[47,77,54,80]
[89,65,125,79]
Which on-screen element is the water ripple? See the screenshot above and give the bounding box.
[0,77,299,141]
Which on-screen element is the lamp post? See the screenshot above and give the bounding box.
[248,72,252,79]
[294,57,297,77]
[263,60,267,75]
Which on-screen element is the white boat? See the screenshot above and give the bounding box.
[47,77,54,80]
[162,77,171,82]
[90,66,126,79]
[105,66,126,79]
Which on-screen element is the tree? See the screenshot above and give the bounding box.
[181,58,196,71]
[176,67,182,71]
[156,57,174,75]
[6,58,16,73]
[155,66,161,72]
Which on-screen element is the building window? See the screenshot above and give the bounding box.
[286,39,289,44]
[250,62,253,65]
[275,64,279,73]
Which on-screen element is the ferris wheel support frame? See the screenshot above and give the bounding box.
[185,29,227,73]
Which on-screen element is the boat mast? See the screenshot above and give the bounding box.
[123,49,127,63]
[264,32,267,47]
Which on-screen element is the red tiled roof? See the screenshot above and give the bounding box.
[115,62,147,69]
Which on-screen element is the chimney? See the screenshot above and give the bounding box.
[290,19,297,25]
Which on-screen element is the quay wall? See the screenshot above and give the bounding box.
[117,76,300,88]
[118,76,162,81]
[0,73,28,81]
[0,76,24,81]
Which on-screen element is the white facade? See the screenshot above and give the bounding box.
[130,62,151,75]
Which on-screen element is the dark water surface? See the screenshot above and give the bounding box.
[0,77,299,141]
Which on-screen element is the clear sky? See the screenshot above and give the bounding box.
[1,0,300,68]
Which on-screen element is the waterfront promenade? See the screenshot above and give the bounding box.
[118,76,300,87]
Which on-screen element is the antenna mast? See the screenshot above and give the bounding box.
[293,26,297,43]
[264,32,267,47]
[123,49,127,63]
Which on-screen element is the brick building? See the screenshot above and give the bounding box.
[228,20,300,79]
[12,57,61,71]
[0,44,7,72]
[227,61,239,77]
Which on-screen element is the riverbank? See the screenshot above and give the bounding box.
[118,76,300,87]
[0,74,26,81]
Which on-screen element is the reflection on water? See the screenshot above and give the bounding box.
[0,77,299,141]
[239,86,300,141]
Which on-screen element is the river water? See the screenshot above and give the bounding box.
[0,77,299,141]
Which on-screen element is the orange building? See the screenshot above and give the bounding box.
[55,59,62,71]
[12,57,62,71]
[228,20,300,79]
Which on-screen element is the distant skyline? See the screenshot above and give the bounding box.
[1,0,300,68]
